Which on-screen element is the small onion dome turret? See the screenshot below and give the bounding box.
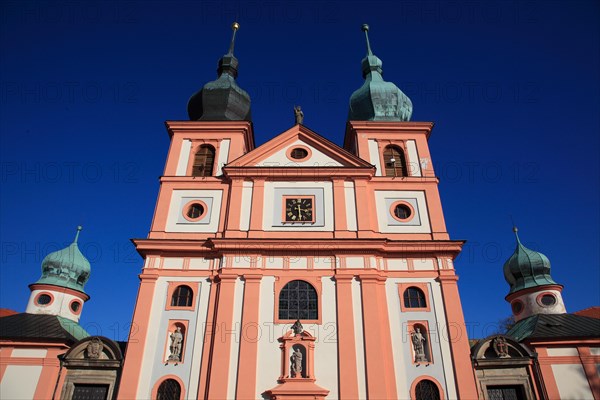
[348,24,413,122]
[503,227,559,295]
[35,226,91,294]
[187,22,252,121]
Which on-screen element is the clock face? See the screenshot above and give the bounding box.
[285,197,314,222]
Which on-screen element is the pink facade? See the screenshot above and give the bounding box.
[118,120,479,399]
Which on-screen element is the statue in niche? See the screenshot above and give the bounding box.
[492,336,510,358]
[291,319,304,335]
[168,326,183,362]
[294,106,304,125]
[86,337,103,359]
[411,327,428,362]
[290,347,303,377]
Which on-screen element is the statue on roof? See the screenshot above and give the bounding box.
[294,106,304,125]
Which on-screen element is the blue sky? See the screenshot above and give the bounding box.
[1,1,598,340]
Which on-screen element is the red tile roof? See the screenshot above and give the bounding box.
[0,309,18,318]
[573,306,600,319]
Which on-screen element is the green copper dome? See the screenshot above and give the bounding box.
[348,25,413,122]
[187,22,251,121]
[503,228,559,295]
[35,226,91,294]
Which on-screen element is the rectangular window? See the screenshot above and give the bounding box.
[72,384,109,400]
[486,385,526,400]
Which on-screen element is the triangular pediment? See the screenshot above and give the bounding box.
[228,124,373,168]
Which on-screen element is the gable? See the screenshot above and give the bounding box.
[228,125,373,169]
[257,139,343,167]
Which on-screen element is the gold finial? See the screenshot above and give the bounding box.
[228,22,240,55]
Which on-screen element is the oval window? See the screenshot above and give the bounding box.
[71,301,81,313]
[540,294,556,306]
[290,148,308,160]
[186,203,204,219]
[394,204,412,220]
[511,300,524,314]
[37,294,52,305]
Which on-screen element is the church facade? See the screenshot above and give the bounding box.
[1,23,598,400]
[117,23,477,400]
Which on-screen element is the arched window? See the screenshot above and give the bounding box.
[171,285,193,307]
[279,280,318,320]
[383,145,408,177]
[404,287,427,308]
[192,145,215,177]
[414,379,441,400]
[156,379,181,400]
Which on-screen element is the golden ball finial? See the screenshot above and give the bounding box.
[232,22,240,31]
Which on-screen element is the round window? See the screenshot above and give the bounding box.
[186,203,204,219]
[290,148,308,160]
[511,300,524,315]
[394,204,412,220]
[70,301,81,313]
[37,294,52,305]
[540,294,556,306]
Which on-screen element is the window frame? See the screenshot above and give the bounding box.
[187,142,219,177]
[382,144,409,177]
[165,282,199,311]
[69,299,83,315]
[398,283,430,312]
[35,291,54,307]
[274,277,322,324]
[182,200,209,222]
[152,375,185,400]
[285,144,312,162]
[389,200,416,223]
[536,292,557,307]
[410,376,444,400]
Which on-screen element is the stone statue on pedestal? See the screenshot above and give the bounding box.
[411,328,428,362]
[292,319,304,335]
[291,347,303,377]
[169,327,183,362]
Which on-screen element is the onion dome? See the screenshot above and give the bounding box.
[503,227,559,295]
[187,22,252,121]
[348,24,413,122]
[35,226,91,294]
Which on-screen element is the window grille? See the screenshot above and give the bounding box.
[279,280,318,320]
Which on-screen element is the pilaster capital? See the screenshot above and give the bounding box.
[242,273,263,282]
[334,274,355,283]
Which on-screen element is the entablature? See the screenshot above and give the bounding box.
[132,238,463,258]
[165,120,255,150]
[222,166,375,179]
